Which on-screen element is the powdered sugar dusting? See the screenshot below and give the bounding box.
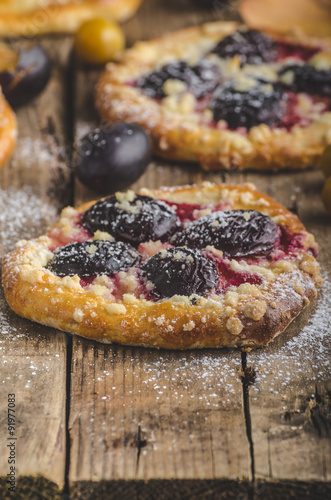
[10,137,65,170]
[87,348,242,407]
[0,289,24,340]
[250,273,331,396]
[0,186,58,255]
[142,351,242,407]
[0,281,65,394]
[0,185,66,385]
[0,275,64,385]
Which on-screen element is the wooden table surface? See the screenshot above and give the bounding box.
[0,1,330,499]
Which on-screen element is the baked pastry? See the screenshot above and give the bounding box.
[0,0,142,36]
[0,89,17,169]
[96,21,331,171]
[2,182,322,350]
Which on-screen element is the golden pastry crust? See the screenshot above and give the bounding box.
[2,183,322,350]
[0,0,142,36]
[95,21,331,171]
[0,90,17,169]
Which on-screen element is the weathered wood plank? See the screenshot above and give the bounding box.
[70,0,331,496]
[0,304,67,499]
[70,1,250,497]
[241,170,331,490]
[0,37,73,498]
[69,339,249,498]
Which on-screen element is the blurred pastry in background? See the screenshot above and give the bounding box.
[240,0,331,38]
[96,21,331,171]
[0,0,142,37]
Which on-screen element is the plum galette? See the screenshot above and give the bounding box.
[96,22,331,171]
[0,0,142,36]
[2,183,321,350]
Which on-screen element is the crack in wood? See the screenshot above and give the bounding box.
[281,385,331,438]
[240,351,256,500]
[41,115,56,136]
[287,196,299,216]
[134,425,147,475]
[64,334,73,499]
[267,432,272,479]
[308,385,331,438]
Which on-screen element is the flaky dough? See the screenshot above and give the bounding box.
[0,0,142,36]
[2,183,322,350]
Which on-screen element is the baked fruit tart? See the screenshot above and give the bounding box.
[2,183,322,350]
[96,21,331,170]
[0,0,142,36]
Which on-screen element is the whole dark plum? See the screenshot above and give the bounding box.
[82,193,180,245]
[172,210,278,258]
[0,45,51,107]
[140,247,219,299]
[75,124,152,194]
[46,240,141,278]
[211,29,277,65]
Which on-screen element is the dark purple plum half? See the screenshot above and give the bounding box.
[211,29,277,65]
[82,194,180,245]
[172,210,278,258]
[0,45,51,107]
[210,80,286,129]
[135,59,221,99]
[140,247,219,299]
[46,240,141,278]
[279,64,331,97]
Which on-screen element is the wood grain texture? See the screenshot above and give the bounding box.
[70,1,251,497]
[242,171,331,489]
[69,0,331,497]
[68,339,248,493]
[0,37,73,498]
[0,306,67,499]
[0,0,330,498]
